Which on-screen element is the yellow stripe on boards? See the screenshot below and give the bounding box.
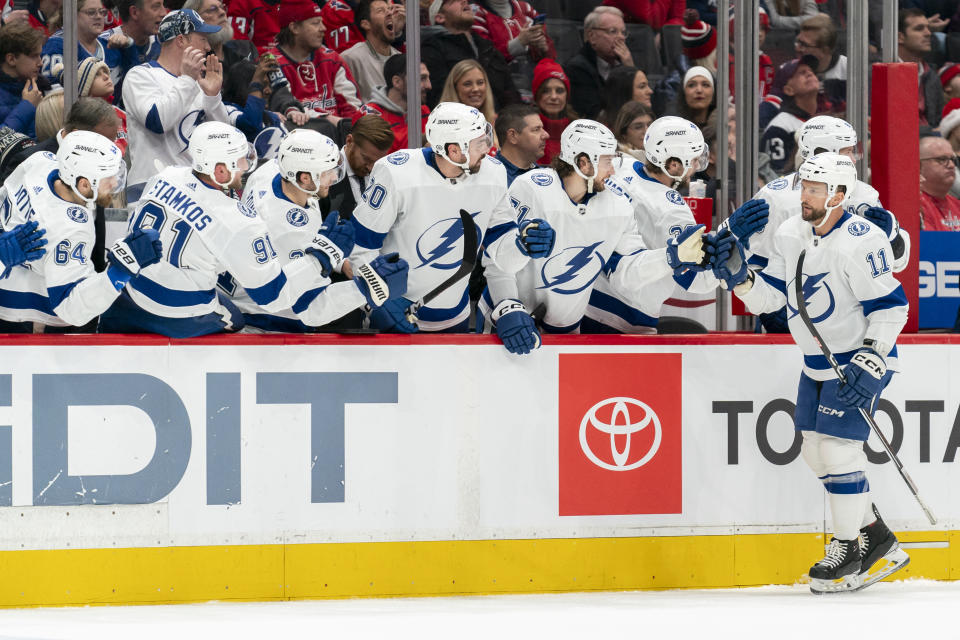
[0,532,950,608]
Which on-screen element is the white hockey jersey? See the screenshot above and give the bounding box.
[738,211,908,381]
[122,62,240,187]
[124,166,329,323]
[0,152,121,326]
[743,172,911,273]
[227,161,366,330]
[584,160,720,333]
[350,148,519,331]
[479,168,674,333]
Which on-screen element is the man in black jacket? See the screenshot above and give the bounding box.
[563,6,634,120]
[421,0,520,110]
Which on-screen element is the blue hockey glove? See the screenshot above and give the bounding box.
[492,299,540,355]
[727,198,769,249]
[369,296,419,333]
[0,220,47,278]
[666,224,707,273]
[837,347,887,410]
[106,228,163,290]
[711,229,750,290]
[307,211,354,277]
[862,206,897,241]
[516,219,556,258]
[354,252,409,308]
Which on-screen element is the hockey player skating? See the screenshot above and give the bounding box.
[0,132,163,328]
[580,116,737,333]
[478,118,711,351]
[100,121,400,337]
[350,101,543,333]
[725,116,910,332]
[230,128,409,331]
[715,152,910,594]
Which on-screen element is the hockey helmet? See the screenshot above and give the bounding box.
[57,130,125,207]
[797,116,860,162]
[276,129,343,195]
[643,116,708,184]
[189,121,256,188]
[559,119,618,190]
[424,102,493,171]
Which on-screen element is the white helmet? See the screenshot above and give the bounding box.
[559,119,618,190]
[277,129,343,196]
[643,116,708,185]
[797,116,859,162]
[798,152,857,226]
[425,102,493,171]
[189,121,255,188]
[57,130,124,206]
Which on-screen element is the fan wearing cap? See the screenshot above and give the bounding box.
[532,58,574,165]
[940,63,960,101]
[262,0,363,123]
[760,55,820,176]
[76,58,128,156]
[668,66,715,130]
[122,8,240,200]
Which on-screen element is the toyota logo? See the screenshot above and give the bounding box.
[579,397,661,471]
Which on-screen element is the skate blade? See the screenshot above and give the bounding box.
[855,548,910,591]
[809,572,862,595]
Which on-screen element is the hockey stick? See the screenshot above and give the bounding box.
[407,208,478,318]
[795,250,937,525]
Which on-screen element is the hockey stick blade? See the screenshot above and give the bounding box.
[795,250,937,526]
[407,209,479,319]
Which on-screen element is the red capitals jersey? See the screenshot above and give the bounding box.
[729,51,775,98]
[471,0,555,63]
[267,45,363,119]
[226,0,280,52]
[361,101,429,153]
[322,0,363,54]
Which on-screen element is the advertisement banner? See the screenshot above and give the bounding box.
[919,230,960,329]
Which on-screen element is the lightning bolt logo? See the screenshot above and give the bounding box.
[787,271,836,322]
[538,242,604,294]
[415,212,480,270]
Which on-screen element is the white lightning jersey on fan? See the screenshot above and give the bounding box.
[583,160,720,332]
[479,169,675,333]
[125,166,329,321]
[226,161,365,330]
[0,152,121,326]
[738,212,908,381]
[350,148,519,331]
[122,62,240,187]
[743,172,910,273]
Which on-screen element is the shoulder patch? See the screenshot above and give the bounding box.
[847,220,870,237]
[529,172,553,186]
[767,177,789,191]
[237,201,257,218]
[65,206,88,224]
[387,151,409,165]
[286,207,309,227]
[665,190,685,206]
[41,151,56,161]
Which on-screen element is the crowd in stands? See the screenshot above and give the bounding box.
[0,0,959,335]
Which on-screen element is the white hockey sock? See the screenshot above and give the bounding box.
[860,491,877,528]
[830,491,867,541]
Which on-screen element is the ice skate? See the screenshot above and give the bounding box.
[809,537,862,594]
[855,504,910,591]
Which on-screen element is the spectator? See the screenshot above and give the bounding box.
[669,66,715,129]
[601,0,683,32]
[363,53,432,152]
[33,91,63,142]
[920,135,960,231]
[265,0,363,122]
[224,0,279,53]
[421,0,521,109]
[796,14,846,115]
[104,0,165,68]
[682,9,717,73]
[122,8,234,199]
[41,0,129,85]
[938,98,960,198]
[612,100,654,162]
[75,58,129,155]
[470,0,555,64]
[322,0,365,55]
[764,0,818,31]
[219,57,282,141]
[342,0,404,103]
[493,103,547,185]
[531,57,572,165]
[725,7,774,98]
[760,55,819,175]
[0,22,44,136]
[320,113,394,219]
[564,6,633,120]
[940,63,960,100]
[599,65,652,128]
[438,58,496,123]
[899,8,943,126]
